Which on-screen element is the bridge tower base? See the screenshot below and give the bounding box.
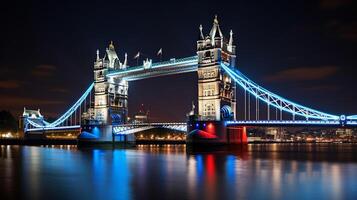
[186,119,247,145]
[78,124,135,145]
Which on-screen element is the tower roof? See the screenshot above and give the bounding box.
[106,41,120,68]
[109,41,115,50]
[209,15,223,39]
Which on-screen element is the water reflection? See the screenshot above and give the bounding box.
[0,144,357,200]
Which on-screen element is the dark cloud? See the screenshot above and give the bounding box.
[31,65,57,77]
[0,96,63,107]
[0,95,65,118]
[49,87,69,93]
[325,20,357,41]
[319,0,352,10]
[265,66,339,82]
[337,22,357,41]
[0,67,12,75]
[302,84,340,92]
[0,80,24,89]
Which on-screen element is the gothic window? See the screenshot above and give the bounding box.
[205,51,211,58]
[98,71,103,78]
[204,103,215,116]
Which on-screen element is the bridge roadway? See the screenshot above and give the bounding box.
[26,125,81,132]
[112,122,187,135]
[226,120,357,128]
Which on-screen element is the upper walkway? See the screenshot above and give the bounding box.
[106,56,198,81]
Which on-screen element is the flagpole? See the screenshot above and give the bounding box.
[157,48,162,62]
[134,51,140,66]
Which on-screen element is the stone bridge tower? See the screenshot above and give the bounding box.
[93,42,128,125]
[197,16,237,121]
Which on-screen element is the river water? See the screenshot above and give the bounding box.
[0,144,357,200]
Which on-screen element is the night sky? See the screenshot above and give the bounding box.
[1,0,357,122]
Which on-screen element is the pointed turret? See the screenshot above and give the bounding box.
[209,15,223,47]
[106,41,120,69]
[109,41,115,50]
[199,24,204,40]
[96,49,100,61]
[209,15,223,39]
[227,30,234,53]
[123,53,128,68]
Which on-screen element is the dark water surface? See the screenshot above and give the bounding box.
[1,144,357,200]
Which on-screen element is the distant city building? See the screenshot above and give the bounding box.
[132,104,149,124]
[133,113,148,124]
[336,128,353,137]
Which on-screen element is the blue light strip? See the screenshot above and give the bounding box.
[27,119,45,128]
[226,120,341,126]
[221,63,340,120]
[26,125,81,132]
[347,115,357,120]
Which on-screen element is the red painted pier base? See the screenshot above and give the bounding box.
[186,120,248,145]
[226,126,248,144]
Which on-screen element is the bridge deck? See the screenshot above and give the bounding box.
[226,120,357,127]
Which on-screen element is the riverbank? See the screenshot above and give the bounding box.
[1,138,357,145]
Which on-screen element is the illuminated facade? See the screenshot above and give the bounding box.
[93,42,128,124]
[197,16,236,121]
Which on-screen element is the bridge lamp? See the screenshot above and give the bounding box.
[195,123,199,128]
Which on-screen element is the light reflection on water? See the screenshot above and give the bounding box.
[0,144,357,200]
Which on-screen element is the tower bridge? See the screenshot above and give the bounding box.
[21,16,357,144]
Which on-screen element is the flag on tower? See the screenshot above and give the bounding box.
[157,48,162,56]
[134,52,140,59]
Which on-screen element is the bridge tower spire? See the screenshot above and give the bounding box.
[197,16,237,121]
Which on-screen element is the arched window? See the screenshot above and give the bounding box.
[205,51,211,58]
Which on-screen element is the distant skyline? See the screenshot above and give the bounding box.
[1,0,357,121]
